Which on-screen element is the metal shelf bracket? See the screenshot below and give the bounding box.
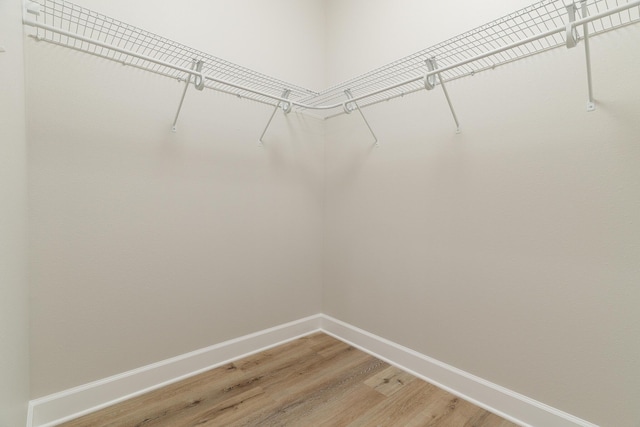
[193,60,205,91]
[171,60,200,132]
[565,2,581,48]
[580,1,596,111]
[344,89,379,147]
[23,0,41,17]
[424,59,438,91]
[565,1,596,111]
[425,58,461,134]
[259,89,291,145]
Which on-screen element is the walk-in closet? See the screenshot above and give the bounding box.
[1,0,639,425]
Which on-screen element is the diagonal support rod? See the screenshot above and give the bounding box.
[566,1,595,111]
[425,58,461,134]
[172,60,200,132]
[259,89,291,145]
[344,89,379,147]
[581,0,595,111]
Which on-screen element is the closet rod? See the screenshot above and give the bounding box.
[23,0,640,114]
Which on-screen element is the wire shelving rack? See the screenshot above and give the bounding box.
[23,0,317,107]
[22,0,640,137]
[302,0,640,117]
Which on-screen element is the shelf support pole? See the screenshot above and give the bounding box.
[565,1,595,111]
[425,58,461,134]
[172,60,201,132]
[259,89,291,145]
[581,1,595,111]
[344,89,379,147]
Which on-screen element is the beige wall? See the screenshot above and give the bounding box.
[0,0,30,425]
[323,4,640,426]
[27,0,325,398]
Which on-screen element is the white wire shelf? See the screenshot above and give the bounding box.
[23,0,317,107]
[23,0,640,121]
[304,0,640,117]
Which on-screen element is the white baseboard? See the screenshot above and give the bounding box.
[27,314,323,427]
[28,313,598,427]
[319,315,598,427]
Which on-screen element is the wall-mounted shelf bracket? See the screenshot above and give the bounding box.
[565,1,596,111]
[171,60,201,132]
[344,89,379,147]
[425,58,461,134]
[259,89,292,146]
[565,2,581,48]
[580,1,596,111]
[424,59,438,91]
[23,0,41,17]
[193,60,205,91]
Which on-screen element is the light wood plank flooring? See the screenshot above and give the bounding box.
[60,333,518,426]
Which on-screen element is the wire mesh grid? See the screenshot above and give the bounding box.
[27,0,317,106]
[24,0,640,116]
[301,0,640,117]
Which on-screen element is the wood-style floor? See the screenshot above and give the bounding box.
[61,333,519,426]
